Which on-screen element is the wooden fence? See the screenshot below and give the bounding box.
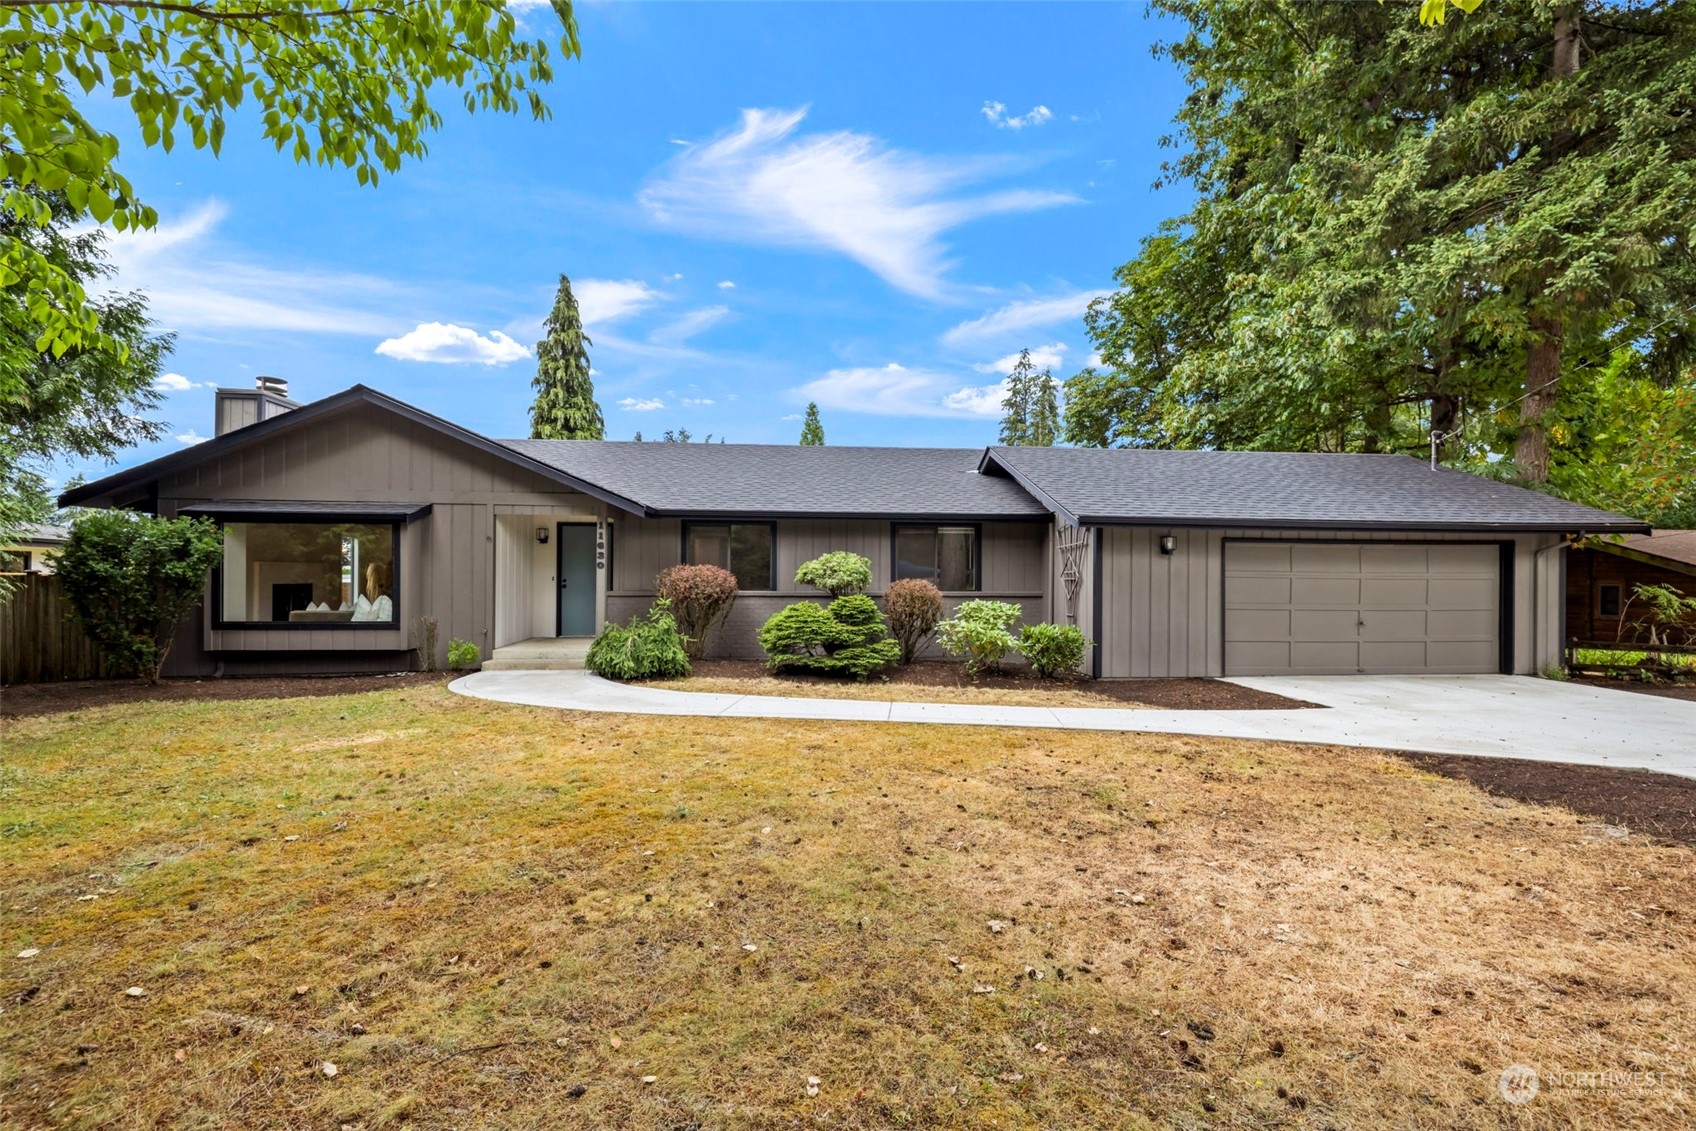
[1,574,107,684]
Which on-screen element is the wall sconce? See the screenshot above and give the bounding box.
[535,527,549,544]
[1159,534,1176,556]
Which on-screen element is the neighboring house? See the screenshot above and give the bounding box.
[0,524,69,575]
[59,381,1648,680]
[1566,531,1696,647]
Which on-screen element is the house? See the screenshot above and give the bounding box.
[59,381,1648,680]
[0,524,69,575]
[1566,531,1696,647]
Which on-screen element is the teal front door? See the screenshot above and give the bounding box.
[556,523,597,636]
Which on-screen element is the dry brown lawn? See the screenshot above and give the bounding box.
[1,681,1691,1129]
[641,675,1150,708]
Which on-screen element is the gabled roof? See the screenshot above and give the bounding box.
[979,446,1650,533]
[1588,530,1696,575]
[500,439,1049,520]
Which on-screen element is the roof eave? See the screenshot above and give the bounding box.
[1076,515,1653,534]
[976,450,1080,527]
[642,508,1050,522]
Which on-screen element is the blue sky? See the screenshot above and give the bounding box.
[77,1,1191,482]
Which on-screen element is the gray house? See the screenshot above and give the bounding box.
[61,381,1648,680]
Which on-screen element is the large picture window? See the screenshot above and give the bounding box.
[685,522,775,591]
[219,522,397,626]
[894,525,978,591]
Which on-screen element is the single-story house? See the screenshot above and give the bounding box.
[60,381,1649,679]
[1566,530,1696,647]
[0,524,69,575]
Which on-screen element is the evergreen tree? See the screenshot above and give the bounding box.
[1029,369,1060,447]
[530,274,604,440]
[799,402,825,445]
[998,349,1036,446]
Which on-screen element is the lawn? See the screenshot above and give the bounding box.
[2,681,1691,1129]
[641,674,1148,708]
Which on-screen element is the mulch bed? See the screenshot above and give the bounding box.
[1398,752,1696,850]
[1,671,451,719]
[684,659,1322,711]
[1570,676,1696,703]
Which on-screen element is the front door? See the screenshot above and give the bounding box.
[556,523,597,636]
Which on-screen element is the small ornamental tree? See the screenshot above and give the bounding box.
[935,599,1022,675]
[655,563,738,659]
[794,551,872,597]
[758,594,899,679]
[55,510,223,683]
[884,578,943,664]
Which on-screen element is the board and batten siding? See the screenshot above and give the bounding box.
[1090,526,1565,679]
[607,514,1049,659]
[155,403,598,676]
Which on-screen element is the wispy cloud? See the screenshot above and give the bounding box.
[640,107,1077,299]
[981,101,1054,131]
[618,397,665,412]
[972,342,1067,375]
[941,290,1108,347]
[375,322,530,366]
[649,305,730,346]
[175,429,208,445]
[794,362,1005,419]
[576,278,662,326]
[153,372,210,392]
[716,279,736,289]
[681,397,715,407]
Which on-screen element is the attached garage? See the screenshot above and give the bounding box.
[1223,541,1502,676]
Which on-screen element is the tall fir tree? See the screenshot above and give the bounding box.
[998,349,1036,446]
[799,402,825,445]
[529,274,605,441]
[1029,369,1060,447]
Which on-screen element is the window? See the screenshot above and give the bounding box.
[0,550,30,574]
[1598,583,1623,619]
[894,525,979,591]
[218,522,397,626]
[684,523,774,590]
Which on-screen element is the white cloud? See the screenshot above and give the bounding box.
[981,101,1055,131]
[618,397,665,412]
[780,413,802,422]
[794,362,1005,419]
[375,322,530,366]
[716,279,736,289]
[153,372,207,392]
[972,342,1067,375]
[1085,350,1103,369]
[575,279,661,326]
[941,290,1109,347]
[648,305,730,345]
[663,272,684,282]
[175,429,208,445]
[639,107,1077,298]
[681,397,715,407]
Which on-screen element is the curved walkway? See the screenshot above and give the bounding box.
[450,670,1696,778]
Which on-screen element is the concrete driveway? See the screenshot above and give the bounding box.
[450,670,1696,779]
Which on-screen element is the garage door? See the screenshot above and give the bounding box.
[1224,542,1499,676]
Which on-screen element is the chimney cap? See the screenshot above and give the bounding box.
[255,375,288,397]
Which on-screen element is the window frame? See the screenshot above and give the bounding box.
[890,522,983,594]
[1597,582,1624,619]
[0,549,31,574]
[211,518,402,630]
[680,520,778,592]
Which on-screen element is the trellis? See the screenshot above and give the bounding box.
[1056,524,1090,623]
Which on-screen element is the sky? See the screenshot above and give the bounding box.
[72,1,1193,484]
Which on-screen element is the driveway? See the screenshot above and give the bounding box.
[450,670,1696,778]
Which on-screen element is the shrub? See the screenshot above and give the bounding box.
[794,551,873,597]
[1017,622,1090,678]
[935,599,1021,675]
[758,594,900,679]
[884,578,943,664]
[586,601,691,681]
[655,563,738,659]
[55,510,224,683]
[447,638,481,670]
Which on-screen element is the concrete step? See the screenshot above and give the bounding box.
[482,637,591,672]
[480,657,586,671]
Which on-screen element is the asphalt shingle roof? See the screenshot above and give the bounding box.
[982,447,1648,532]
[500,440,1051,520]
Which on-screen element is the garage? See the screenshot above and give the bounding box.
[1224,541,1501,676]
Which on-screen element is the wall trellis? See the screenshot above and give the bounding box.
[1057,524,1090,624]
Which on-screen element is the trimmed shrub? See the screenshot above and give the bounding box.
[758,594,900,679]
[586,601,691,681]
[447,638,481,670]
[935,599,1021,675]
[794,551,873,597]
[1018,622,1090,678]
[655,563,738,659]
[884,578,943,664]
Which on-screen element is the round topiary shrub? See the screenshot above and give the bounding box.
[757,594,899,680]
[884,578,944,664]
[794,551,873,597]
[655,563,738,659]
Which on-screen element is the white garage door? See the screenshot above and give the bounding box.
[1224,542,1500,676]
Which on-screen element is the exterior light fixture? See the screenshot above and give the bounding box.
[535,527,549,544]
[1159,535,1176,555]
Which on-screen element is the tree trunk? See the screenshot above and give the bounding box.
[1516,7,1582,485]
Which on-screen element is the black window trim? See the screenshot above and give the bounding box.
[1597,581,1624,619]
[211,517,402,630]
[680,520,778,592]
[890,521,983,594]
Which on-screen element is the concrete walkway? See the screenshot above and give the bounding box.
[450,670,1696,779]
